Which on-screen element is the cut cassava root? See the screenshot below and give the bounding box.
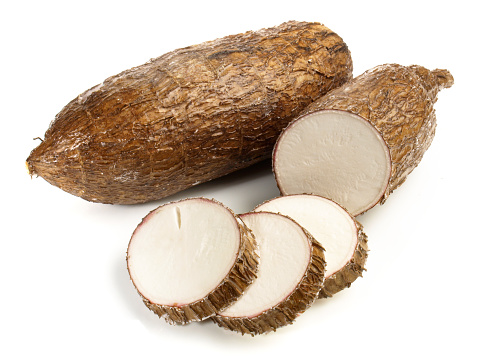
[254,195,367,298]
[26,20,353,204]
[127,198,259,325]
[126,195,371,334]
[212,211,325,335]
[273,64,453,216]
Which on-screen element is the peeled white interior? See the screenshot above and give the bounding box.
[273,110,391,216]
[220,212,311,318]
[255,195,357,278]
[127,199,240,306]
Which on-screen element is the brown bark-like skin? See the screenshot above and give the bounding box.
[299,64,453,205]
[26,21,353,204]
[318,220,368,298]
[211,224,326,336]
[127,198,259,325]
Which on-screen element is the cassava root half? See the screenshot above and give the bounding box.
[26,20,352,204]
[273,64,453,216]
[127,198,259,325]
[212,211,326,335]
[254,194,367,298]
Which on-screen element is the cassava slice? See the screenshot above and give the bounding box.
[212,211,326,335]
[273,64,454,216]
[26,20,352,204]
[126,198,259,325]
[254,194,367,298]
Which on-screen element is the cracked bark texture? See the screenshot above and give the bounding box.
[26,20,353,204]
[318,220,368,298]
[299,64,453,205]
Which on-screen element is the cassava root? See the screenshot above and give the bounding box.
[273,64,453,215]
[26,21,352,204]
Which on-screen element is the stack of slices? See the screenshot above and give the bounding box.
[127,195,366,336]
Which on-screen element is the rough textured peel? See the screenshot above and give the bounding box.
[254,194,367,298]
[319,220,367,298]
[26,20,353,204]
[279,64,453,214]
[127,198,259,325]
[212,212,326,336]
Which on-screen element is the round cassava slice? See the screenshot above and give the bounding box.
[127,198,259,325]
[212,211,326,336]
[254,194,368,298]
[273,64,453,216]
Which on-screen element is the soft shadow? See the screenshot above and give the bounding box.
[134,159,280,213]
[112,253,286,345]
[158,160,278,203]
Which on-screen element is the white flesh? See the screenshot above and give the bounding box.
[255,195,357,279]
[273,110,391,216]
[219,212,311,318]
[127,198,240,306]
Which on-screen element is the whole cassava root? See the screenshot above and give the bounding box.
[26,21,353,204]
[273,64,453,216]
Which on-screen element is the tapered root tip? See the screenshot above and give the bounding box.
[26,160,36,177]
[433,69,454,90]
[409,65,454,98]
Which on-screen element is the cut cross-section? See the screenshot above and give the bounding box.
[273,65,454,216]
[254,194,367,298]
[127,197,259,324]
[212,211,325,335]
[273,110,391,216]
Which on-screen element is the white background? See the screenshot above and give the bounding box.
[2,1,477,358]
